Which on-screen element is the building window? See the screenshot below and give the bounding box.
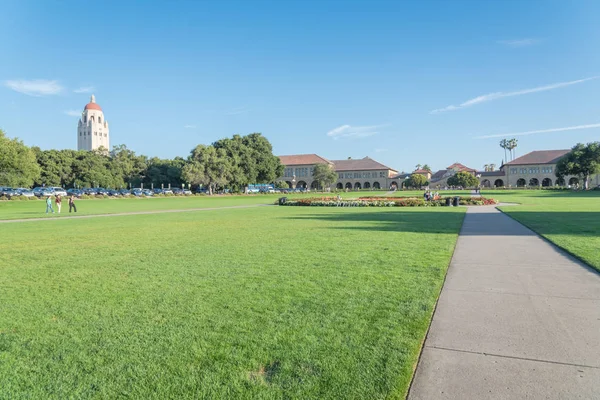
[354,172,360,179]
[99,117,102,124]
[379,171,385,178]
[79,132,82,136]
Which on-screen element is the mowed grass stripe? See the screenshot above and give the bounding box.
[0,206,465,399]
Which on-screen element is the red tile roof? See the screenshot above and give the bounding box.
[84,102,102,111]
[504,150,570,166]
[447,162,477,172]
[331,157,397,172]
[278,154,331,165]
[413,169,431,174]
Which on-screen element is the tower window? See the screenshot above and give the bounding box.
[84,116,87,123]
[98,117,102,124]
[79,132,82,136]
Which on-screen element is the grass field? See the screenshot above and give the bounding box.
[0,203,465,399]
[494,190,600,272]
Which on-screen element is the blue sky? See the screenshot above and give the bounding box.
[1,0,599,172]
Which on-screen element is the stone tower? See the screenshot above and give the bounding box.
[77,95,110,151]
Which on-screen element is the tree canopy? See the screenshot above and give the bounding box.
[406,174,428,188]
[0,129,40,187]
[312,163,338,190]
[555,142,600,189]
[447,171,480,188]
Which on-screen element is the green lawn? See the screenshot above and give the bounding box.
[494,190,600,272]
[0,190,469,221]
[0,205,465,399]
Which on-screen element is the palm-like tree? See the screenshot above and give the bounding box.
[507,138,518,160]
[415,163,422,171]
[483,164,490,172]
[490,163,496,171]
[422,164,431,172]
[499,139,508,162]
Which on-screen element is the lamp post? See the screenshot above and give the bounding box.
[292,175,296,189]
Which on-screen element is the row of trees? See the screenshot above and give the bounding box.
[0,129,283,193]
[500,138,518,162]
[556,142,600,190]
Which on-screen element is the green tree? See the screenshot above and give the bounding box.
[275,181,289,189]
[33,149,77,187]
[406,173,428,188]
[422,164,432,172]
[312,163,337,190]
[183,145,233,195]
[0,129,41,187]
[555,142,600,189]
[447,171,480,188]
[111,144,147,187]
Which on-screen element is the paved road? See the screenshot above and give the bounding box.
[0,204,271,223]
[408,206,600,399]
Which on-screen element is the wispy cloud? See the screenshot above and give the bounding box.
[497,38,541,47]
[73,86,95,94]
[4,79,64,96]
[64,110,81,117]
[475,123,600,139]
[184,124,196,129]
[430,76,598,114]
[327,124,388,140]
[226,106,250,115]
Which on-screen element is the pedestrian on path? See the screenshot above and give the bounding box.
[68,195,77,213]
[55,194,62,213]
[45,196,54,214]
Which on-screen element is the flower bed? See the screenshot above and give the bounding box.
[279,196,498,207]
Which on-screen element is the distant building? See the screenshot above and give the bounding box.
[277,154,398,190]
[77,95,110,151]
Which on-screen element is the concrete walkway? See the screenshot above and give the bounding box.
[0,204,270,224]
[408,206,600,399]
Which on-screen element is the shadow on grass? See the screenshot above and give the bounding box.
[286,210,465,234]
[286,209,600,236]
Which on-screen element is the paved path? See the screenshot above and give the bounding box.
[0,204,271,224]
[408,206,600,399]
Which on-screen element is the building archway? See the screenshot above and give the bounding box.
[517,178,526,187]
[556,177,565,186]
[542,178,552,187]
[354,182,362,190]
[336,182,343,190]
[481,179,491,187]
[296,181,307,189]
[363,182,371,189]
[345,182,352,190]
[285,181,293,188]
[390,181,398,190]
[494,179,504,187]
[373,181,380,189]
[311,181,319,190]
[529,178,539,187]
[568,177,579,186]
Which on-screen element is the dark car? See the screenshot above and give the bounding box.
[142,189,153,196]
[131,188,143,197]
[83,188,98,195]
[96,188,108,195]
[67,189,83,198]
[2,188,19,199]
[107,189,120,196]
[119,189,131,196]
[172,188,183,195]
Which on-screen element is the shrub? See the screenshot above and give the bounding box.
[280,196,498,207]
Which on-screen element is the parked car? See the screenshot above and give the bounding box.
[17,188,35,197]
[83,188,98,195]
[182,189,192,195]
[142,189,154,196]
[33,187,45,197]
[96,188,108,195]
[131,188,143,197]
[195,188,209,194]
[162,188,173,195]
[119,189,131,196]
[67,189,83,198]
[172,188,183,195]
[39,188,55,197]
[107,189,120,196]
[51,187,67,196]
[2,188,19,198]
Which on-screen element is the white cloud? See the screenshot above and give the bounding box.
[226,106,250,115]
[326,124,387,140]
[184,125,196,129]
[430,76,598,114]
[4,79,64,96]
[73,86,95,93]
[475,123,600,139]
[64,110,81,117]
[497,38,541,47]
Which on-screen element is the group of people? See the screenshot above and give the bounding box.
[423,190,440,201]
[45,195,77,214]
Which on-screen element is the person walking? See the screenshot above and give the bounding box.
[45,195,54,214]
[68,195,77,213]
[55,194,62,214]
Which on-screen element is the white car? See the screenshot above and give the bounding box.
[51,187,68,196]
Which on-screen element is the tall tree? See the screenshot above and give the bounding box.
[0,129,41,187]
[422,164,432,172]
[183,145,232,195]
[447,171,480,188]
[312,163,337,190]
[490,163,496,171]
[483,164,490,172]
[415,164,422,171]
[499,139,508,163]
[555,142,600,189]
